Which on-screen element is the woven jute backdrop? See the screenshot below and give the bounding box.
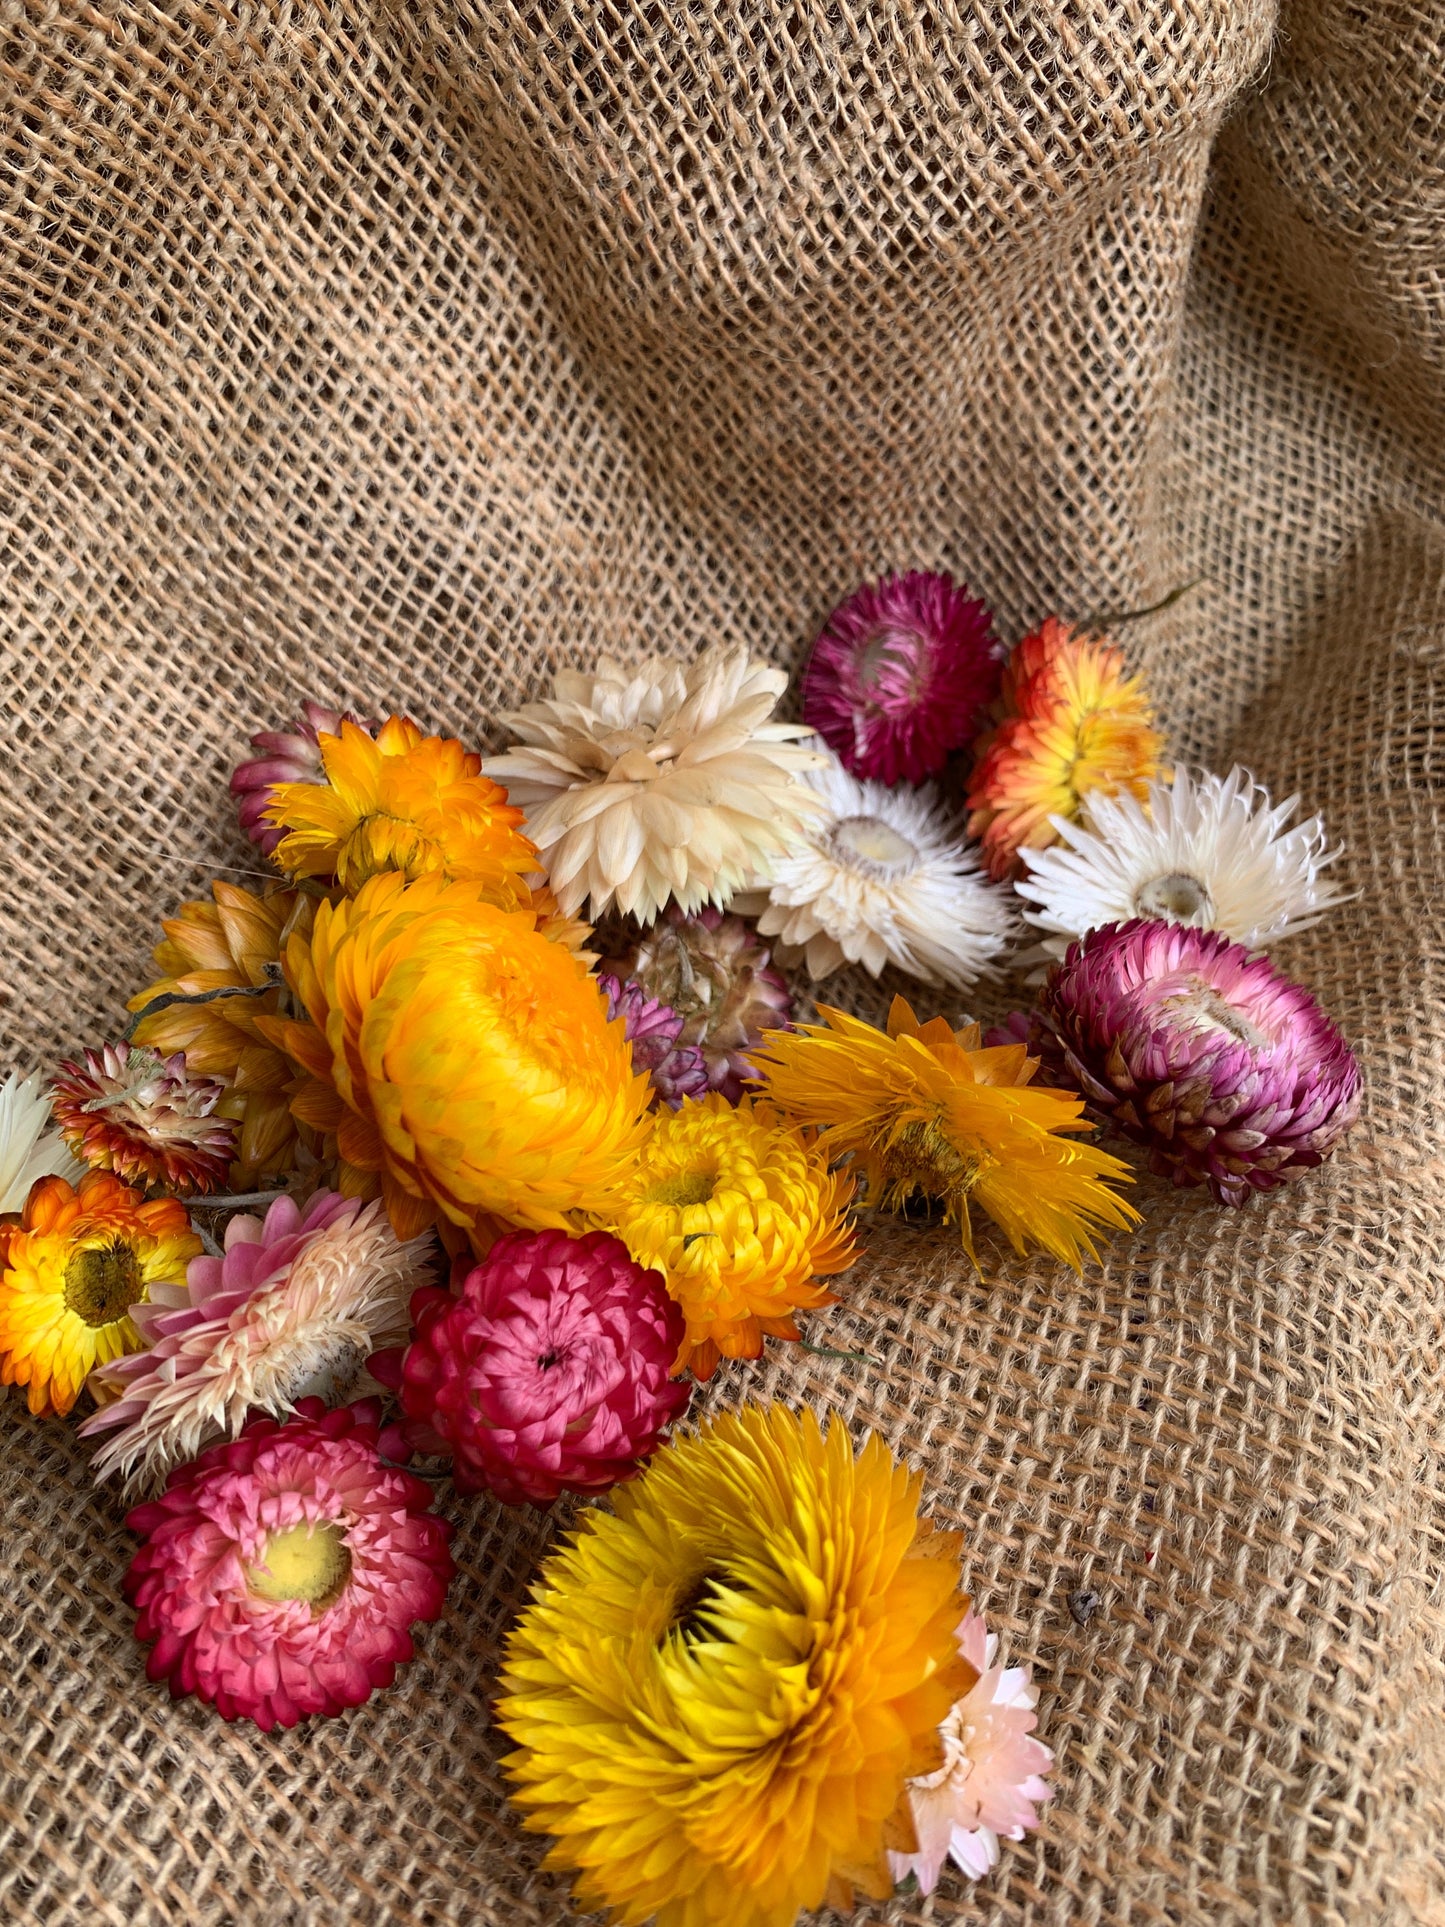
[2,2,1443,1922]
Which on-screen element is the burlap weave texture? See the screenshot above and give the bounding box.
[2,1,1443,1922]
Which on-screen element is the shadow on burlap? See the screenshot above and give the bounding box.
[1,3,1442,1922]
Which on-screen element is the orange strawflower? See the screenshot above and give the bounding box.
[966,617,1164,879]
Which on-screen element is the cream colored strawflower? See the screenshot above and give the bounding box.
[0,1071,82,1213]
[483,647,825,921]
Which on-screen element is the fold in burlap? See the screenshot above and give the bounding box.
[2,3,1443,1921]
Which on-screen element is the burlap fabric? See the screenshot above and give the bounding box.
[2,2,1443,1921]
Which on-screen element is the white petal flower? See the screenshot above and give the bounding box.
[1016,765,1352,965]
[0,1071,82,1212]
[743,750,1017,990]
[482,647,825,922]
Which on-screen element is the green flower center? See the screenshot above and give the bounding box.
[62,1240,144,1329]
[247,1522,353,1613]
[649,1168,718,1209]
[1135,870,1213,925]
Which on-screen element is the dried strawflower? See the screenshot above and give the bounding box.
[753,997,1138,1269]
[611,905,793,1103]
[1031,919,1362,1204]
[396,1227,689,1506]
[52,1043,237,1196]
[0,1071,82,1214]
[230,701,377,855]
[743,748,1016,989]
[497,1403,973,1927]
[259,873,650,1243]
[599,975,709,1108]
[0,1172,200,1416]
[888,1610,1054,1893]
[802,570,1000,784]
[482,647,824,921]
[124,1399,454,1730]
[1016,765,1351,964]
[82,1193,432,1488]
[967,617,1164,880]
[599,1093,858,1378]
[266,714,538,904]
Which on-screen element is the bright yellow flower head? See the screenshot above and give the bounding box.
[266,715,539,902]
[601,1093,858,1379]
[0,1172,201,1416]
[259,872,651,1245]
[128,880,317,1188]
[753,996,1139,1269]
[498,1403,974,1927]
[967,617,1164,879]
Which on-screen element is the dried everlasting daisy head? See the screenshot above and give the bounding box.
[0,1071,82,1214]
[230,700,378,855]
[497,1403,974,1927]
[600,1092,858,1378]
[753,997,1139,1270]
[967,618,1164,880]
[598,975,709,1108]
[744,748,1017,990]
[483,646,826,921]
[82,1192,433,1488]
[52,1043,237,1196]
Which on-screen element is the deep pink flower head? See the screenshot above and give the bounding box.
[1032,919,1362,1205]
[124,1398,453,1731]
[599,974,709,1108]
[802,570,1000,786]
[230,701,377,854]
[397,1228,690,1507]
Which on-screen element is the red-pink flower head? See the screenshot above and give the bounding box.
[802,570,1000,786]
[398,1228,690,1507]
[1032,919,1361,1205]
[231,701,377,855]
[124,1398,453,1731]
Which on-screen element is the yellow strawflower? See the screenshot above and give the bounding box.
[600,1093,858,1378]
[497,1403,974,1927]
[259,872,650,1245]
[753,996,1139,1268]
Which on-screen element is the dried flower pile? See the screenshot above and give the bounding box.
[4,576,1364,1920]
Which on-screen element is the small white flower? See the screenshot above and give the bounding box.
[1016,765,1351,965]
[0,1071,82,1212]
[742,750,1017,990]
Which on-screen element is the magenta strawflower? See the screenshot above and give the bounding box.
[230,700,377,855]
[397,1228,690,1506]
[599,974,709,1108]
[1031,919,1362,1204]
[124,1398,454,1730]
[802,570,1000,786]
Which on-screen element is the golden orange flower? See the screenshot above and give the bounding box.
[266,714,539,903]
[259,873,651,1246]
[128,882,319,1188]
[966,617,1164,879]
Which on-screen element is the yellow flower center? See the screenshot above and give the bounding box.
[62,1239,144,1329]
[648,1168,718,1208]
[246,1521,353,1613]
[882,1114,984,1209]
[660,1568,726,1647]
[830,813,919,879]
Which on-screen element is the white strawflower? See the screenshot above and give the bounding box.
[0,1071,82,1212]
[1016,765,1351,964]
[482,647,825,921]
[741,749,1017,989]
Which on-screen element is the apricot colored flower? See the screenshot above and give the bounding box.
[266,714,539,903]
[0,1172,201,1417]
[52,1043,237,1195]
[259,873,651,1245]
[600,1093,858,1378]
[967,618,1164,879]
[752,997,1138,1269]
[128,881,318,1189]
[497,1403,974,1927]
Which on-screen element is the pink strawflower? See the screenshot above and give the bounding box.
[230,700,377,854]
[397,1228,690,1507]
[124,1398,454,1730]
[1032,919,1361,1204]
[599,974,709,1108]
[82,1191,433,1488]
[889,1610,1054,1894]
[802,570,1000,786]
